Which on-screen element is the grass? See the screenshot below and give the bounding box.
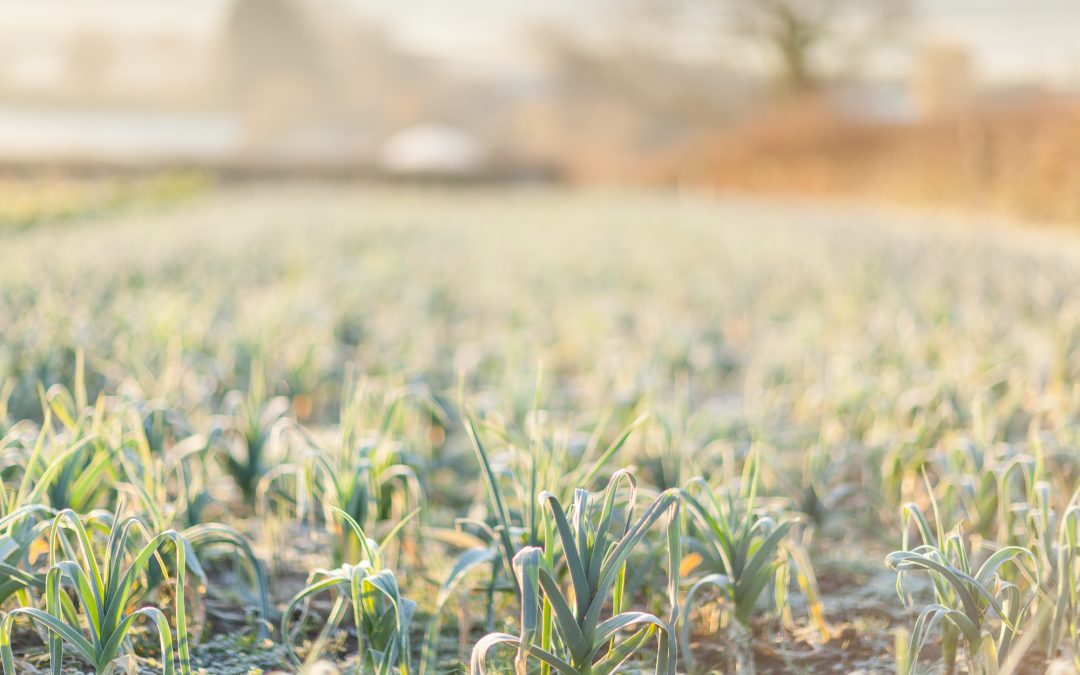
[2,184,1080,672]
[0,172,211,232]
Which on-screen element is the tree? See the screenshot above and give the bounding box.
[731,0,910,92]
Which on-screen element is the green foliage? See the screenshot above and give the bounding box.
[470,472,681,675]
[886,503,1035,674]
[287,378,441,566]
[464,393,648,589]
[679,457,824,673]
[216,367,292,507]
[7,187,1080,672]
[0,510,201,675]
[1018,482,1080,663]
[282,509,415,675]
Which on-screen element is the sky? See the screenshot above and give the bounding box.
[2,0,1080,87]
[916,0,1080,84]
[346,0,1080,85]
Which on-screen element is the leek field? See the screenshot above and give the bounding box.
[1,185,1078,674]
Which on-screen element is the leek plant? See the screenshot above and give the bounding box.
[282,509,416,675]
[116,435,271,639]
[464,403,648,588]
[1022,482,1080,664]
[934,446,1035,541]
[0,510,201,675]
[37,381,119,512]
[215,367,292,507]
[470,471,681,675]
[679,457,824,675]
[295,378,440,566]
[886,502,1035,675]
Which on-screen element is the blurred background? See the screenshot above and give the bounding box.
[0,0,1078,223]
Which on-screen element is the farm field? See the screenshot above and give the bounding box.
[1,185,1080,674]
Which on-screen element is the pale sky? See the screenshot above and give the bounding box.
[2,0,1079,87]
[346,0,1080,85]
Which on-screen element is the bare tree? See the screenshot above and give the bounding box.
[731,0,910,91]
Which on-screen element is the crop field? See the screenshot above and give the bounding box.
[2,185,1080,674]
